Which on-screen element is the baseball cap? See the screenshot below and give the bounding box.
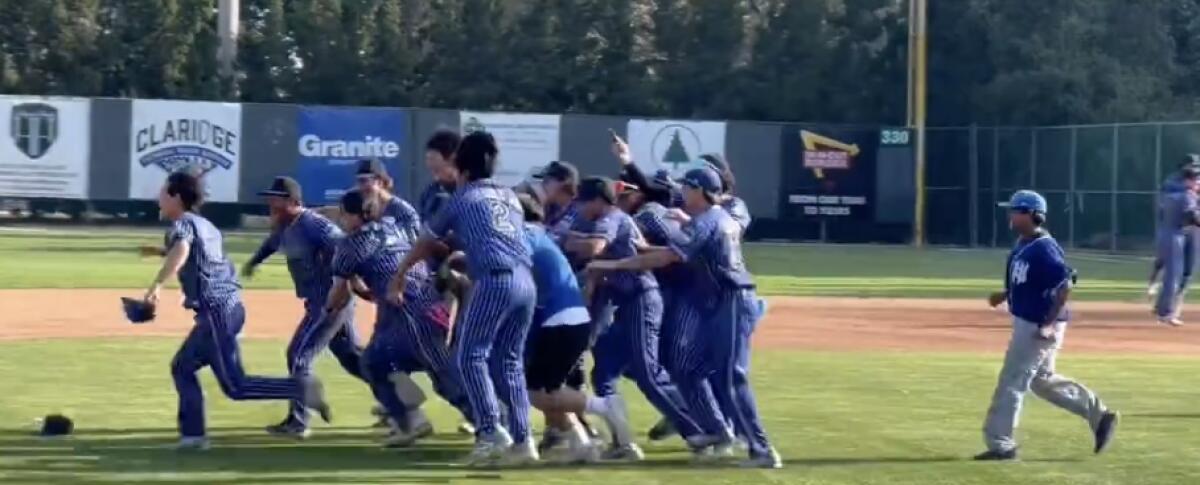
[532,161,579,184]
[999,189,1047,213]
[648,169,680,192]
[1181,154,1200,169]
[356,159,388,177]
[256,176,302,200]
[681,167,722,196]
[577,176,617,205]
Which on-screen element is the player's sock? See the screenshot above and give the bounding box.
[585,396,608,415]
[566,414,590,446]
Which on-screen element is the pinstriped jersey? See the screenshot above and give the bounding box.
[248,210,342,301]
[668,205,754,298]
[332,218,447,329]
[425,179,532,279]
[633,202,687,289]
[546,200,581,245]
[593,208,657,294]
[165,212,241,310]
[383,195,422,243]
[722,196,752,236]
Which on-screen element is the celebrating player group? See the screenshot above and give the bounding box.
[138,125,1141,469]
[139,128,781,469]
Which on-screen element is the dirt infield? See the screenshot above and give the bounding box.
[2,289,1199,354]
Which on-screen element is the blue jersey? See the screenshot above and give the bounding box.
[526,224,586,321]
[668,206,754,298]
[1158,187,1199,234]
[383,194,422,243]
[425,179,532,279]
[1005,233,1072,324]
[593,208,657,294]
[165,212,241,310]
[634,202,688,288]
[248,210,343,301]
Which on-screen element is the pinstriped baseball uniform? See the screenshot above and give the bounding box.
[168,212,301,439]
[668,205,773,457]
[587,207,702,439]
[247,209,364,429]
[333,217,473,425]
[426,179,536,444]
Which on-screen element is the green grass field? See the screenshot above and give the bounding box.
[0,227,1188,484]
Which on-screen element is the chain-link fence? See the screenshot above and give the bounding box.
[924,122,1200,251]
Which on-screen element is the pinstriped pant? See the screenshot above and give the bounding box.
[456,268,537,443]
[675,289,771,455]
[284,299,364,428]
[591,288,702,438]
[363,297,473,425]
[172,302,299,438]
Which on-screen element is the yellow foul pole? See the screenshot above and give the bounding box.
[908,0,928,247]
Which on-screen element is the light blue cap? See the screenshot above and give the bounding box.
[999,189,1047,213]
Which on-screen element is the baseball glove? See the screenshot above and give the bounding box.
[39,414,73,437]
[121,297,157,324]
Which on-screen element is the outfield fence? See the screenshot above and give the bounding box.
[925,122,1200,251]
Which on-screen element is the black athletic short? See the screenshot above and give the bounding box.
[526,323,592,392]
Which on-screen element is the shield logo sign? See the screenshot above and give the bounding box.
[11,103,58,159]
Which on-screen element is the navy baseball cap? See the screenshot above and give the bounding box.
[257,176,302,200]
[681,167,722,196]
[356,159,388,177]
[577,176,617,204]
[649,169,680,192]
[999,190,1047,213]
[532,161,579,184]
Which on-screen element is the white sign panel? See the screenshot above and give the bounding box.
[460,111,560,186]
[130,100,241,202]
[0,96,90,199]
[626,119,726,177]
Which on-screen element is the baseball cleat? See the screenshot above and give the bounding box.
[739,447,783,469]
[1157,316,1184,327]
[577,414,601,439]
[1094,411,1119,454]
[501,440,541,467]
[464,429,514,467]
[562,441,600,465]
[265,421,311,440]
[537,427,567,454]
[300,377,333,423]
[601,442,645,462]
[972,448,1018,461]
[175,436,211,451]
[647,417,678,442]
[383,419,435,448]
[458,421,476,436]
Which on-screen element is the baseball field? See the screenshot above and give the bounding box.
[2,227,1199,484]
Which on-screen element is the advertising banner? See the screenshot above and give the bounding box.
[779,126,882,220]
[626,120,726,178]
[461,111,560,186]
[297,108,408,205]
[0,96,90,199]
[130,100,241,202]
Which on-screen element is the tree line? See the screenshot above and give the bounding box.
[2,0,1199,127]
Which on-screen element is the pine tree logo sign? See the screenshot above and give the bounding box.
[627,119,727,177]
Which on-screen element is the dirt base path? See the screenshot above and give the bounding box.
[2,290,1199,355]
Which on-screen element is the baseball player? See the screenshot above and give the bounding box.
[389,131,539,466]
[587,167,781,469]
[418,130,461,221]
[976,190,1119,461]
[1153,166,1200,326]
[356,159,422,241]
[146,171,330,450]
[567,176,711,460]
[242,176,364,438]
[331,189,474,448]
[1149,155,1200,298]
